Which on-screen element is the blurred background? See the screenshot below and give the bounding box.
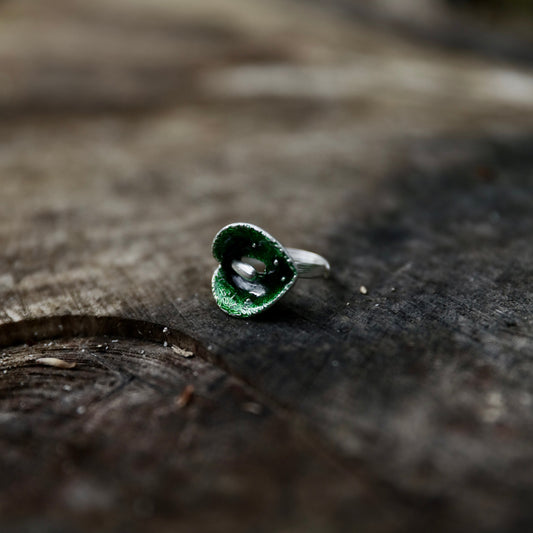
[1,0,533,238]
[2,0,533,257]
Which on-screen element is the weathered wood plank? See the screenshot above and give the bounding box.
[1,0,533,531]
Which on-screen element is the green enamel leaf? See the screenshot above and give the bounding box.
[212,223,297,317]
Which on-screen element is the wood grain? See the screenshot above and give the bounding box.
[1,0,533,531]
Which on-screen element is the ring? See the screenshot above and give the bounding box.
[211,222,330,317]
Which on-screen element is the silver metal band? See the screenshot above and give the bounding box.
[286,248,330,278]
[231,248,330,281]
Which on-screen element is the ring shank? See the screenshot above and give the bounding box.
[286,248,330,278]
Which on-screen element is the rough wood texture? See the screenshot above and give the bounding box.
[1,1,533,531]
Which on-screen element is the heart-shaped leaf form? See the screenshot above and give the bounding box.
[212,223,297,317]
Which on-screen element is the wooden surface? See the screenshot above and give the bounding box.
[1,1,533,531]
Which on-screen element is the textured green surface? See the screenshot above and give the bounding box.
[212,223,297,317]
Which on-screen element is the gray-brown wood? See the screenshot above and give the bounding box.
[1,0,533,531]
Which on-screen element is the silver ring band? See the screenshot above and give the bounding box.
[286,248,330,278]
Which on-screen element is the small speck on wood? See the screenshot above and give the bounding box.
[35,357,76,369]
[171,345,194,358]
[176,385,194,408]
[242,402,263,415]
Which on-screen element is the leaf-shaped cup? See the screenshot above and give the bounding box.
[212,223,298,317]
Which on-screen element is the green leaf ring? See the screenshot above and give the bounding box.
[211,222,330,318]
